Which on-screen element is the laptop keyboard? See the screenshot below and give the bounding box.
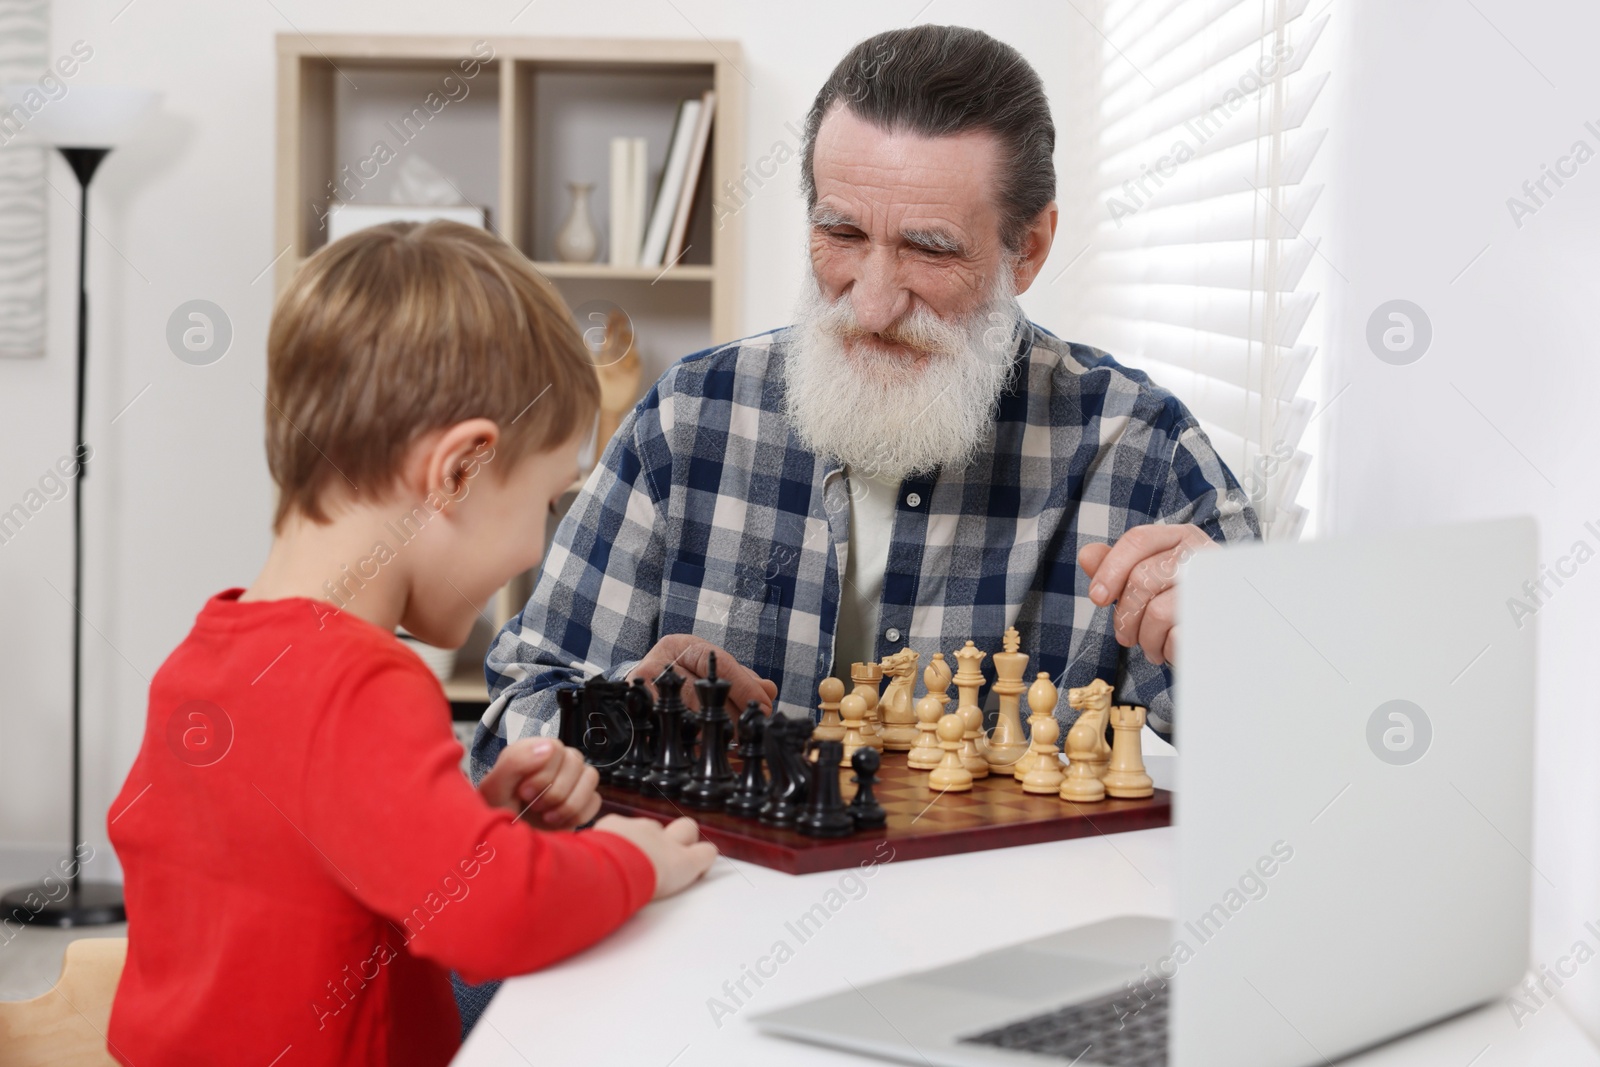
[958,982,1169,1065]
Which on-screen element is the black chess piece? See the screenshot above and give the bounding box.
[642,666,692,799]
[759,716,805,826]
[610,679,654,792]
[693,654,735,786]
[633,677,657,758]
[558,676,628,782]
[848,747,887,830]
[788,716,815,808]
[725,702,768,818]
[582,678,634,784]
[797,739,855,837]
[681,702,702,769]
[556,686,584,753]
[681,658,735,809]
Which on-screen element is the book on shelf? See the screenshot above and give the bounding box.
[663,89,716,268]
[639,93,707,269]
[608,136,646,267]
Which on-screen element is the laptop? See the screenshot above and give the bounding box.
[753,516,1536,1067]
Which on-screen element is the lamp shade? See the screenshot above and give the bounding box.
[0,84,157,148]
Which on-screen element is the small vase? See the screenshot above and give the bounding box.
[555,182,599,263]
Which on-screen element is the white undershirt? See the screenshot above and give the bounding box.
[834,466,900,683]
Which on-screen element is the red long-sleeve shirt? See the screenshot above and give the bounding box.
[107,589,654,1066]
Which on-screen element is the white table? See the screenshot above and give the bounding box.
[454,821,1599,1066]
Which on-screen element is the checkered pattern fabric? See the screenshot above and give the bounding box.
[471,321,1260,780]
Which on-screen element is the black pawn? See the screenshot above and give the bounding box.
[642,666,692,799]
[798,739,855,838]
[681,660,735,809]
[610,679,653,792]
[725,703,769,818]
[848,747,887,830]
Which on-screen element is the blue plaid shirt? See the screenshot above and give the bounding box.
[471,321,1259,778]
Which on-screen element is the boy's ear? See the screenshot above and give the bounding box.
[406,418,501,506]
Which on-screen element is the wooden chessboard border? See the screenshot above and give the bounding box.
[599,758,1171,875]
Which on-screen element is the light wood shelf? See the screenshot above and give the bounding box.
[531,261,715,282]
[275,34,745,707]
[282,256,715,285]
[274,32,745,340]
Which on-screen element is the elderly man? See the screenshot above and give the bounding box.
[471,24,1258,780]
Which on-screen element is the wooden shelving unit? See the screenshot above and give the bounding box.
[274,34,745,710]
[531,261,716,282]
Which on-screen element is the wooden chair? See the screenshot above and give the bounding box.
[0,937,126,1067]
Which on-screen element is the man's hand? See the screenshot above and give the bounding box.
[593,814,718,900]
[630,635,778,714]
[477,738,601,830]
[1077,523,1217,667]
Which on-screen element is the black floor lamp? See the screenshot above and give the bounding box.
[0,85,156,927]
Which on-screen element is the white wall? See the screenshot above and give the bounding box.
[1314,0,1600,1041]
[0,1,1080,876]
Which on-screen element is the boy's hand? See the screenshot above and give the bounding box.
[478,738,601,830]
[592,815,717,900]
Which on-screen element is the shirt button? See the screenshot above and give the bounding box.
[885,628,901,643]
[905,492,922,508]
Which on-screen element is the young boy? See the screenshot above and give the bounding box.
[107,221,716,1065]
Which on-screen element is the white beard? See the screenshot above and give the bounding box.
[782,260,1025,482]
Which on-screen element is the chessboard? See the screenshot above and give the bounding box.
[572,628,1172,875]
[599,759,1170,875]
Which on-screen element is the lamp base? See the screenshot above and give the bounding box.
[1,881,125,928]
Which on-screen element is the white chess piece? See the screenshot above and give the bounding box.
[957,704,989,779]
[1060,698,1107,803]
[1103,704,1154,798]
[927,713,973,792]
[908,692,945,771]
[839,693,868,767]
[1014,672,1059,781]
[815,676,845,742]
[1021,717,1066,794]
[985,628,1029,773]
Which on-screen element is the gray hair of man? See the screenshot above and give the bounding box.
[798,24,1057,256]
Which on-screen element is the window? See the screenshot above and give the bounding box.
[1077,0,1333,539]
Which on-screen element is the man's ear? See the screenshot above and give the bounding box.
[404,418,501,507]
[1011,200,1059,295]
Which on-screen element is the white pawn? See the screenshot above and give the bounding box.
[839,693,868,767]
[815,677,846,742]
[908,692,944,770]
[928,713,973,792]
[957,704,989,779]
[1021,717,1065,794]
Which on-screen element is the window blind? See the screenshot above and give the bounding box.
[1080,0,1332,540]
